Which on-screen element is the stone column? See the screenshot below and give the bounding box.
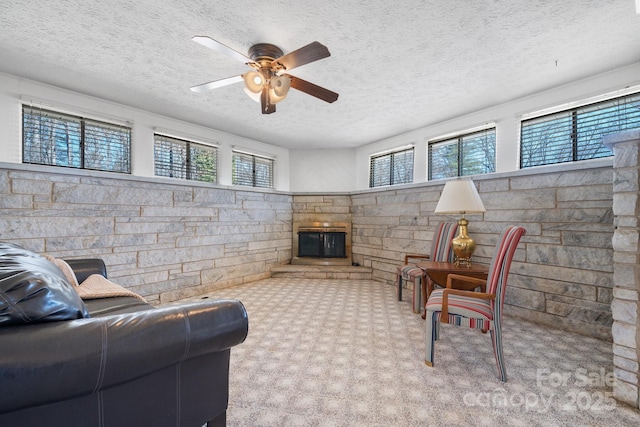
[604,129,640,409]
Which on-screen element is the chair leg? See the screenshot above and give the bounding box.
[490,328,507,382]
[412,276,422,313]
[397,272,403,301]
[425,310,439,367]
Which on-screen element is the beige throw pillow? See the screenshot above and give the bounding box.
[43,254,79,287]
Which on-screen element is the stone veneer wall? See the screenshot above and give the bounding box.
[1,161,618,345]
[350,163,615,341]
[0,164,292,304]
[604,129,640,409]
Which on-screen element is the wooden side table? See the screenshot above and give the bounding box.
[416,261,490,317]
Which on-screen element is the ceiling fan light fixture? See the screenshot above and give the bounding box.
[243,71,263,93]
[243,87,261,103]
[269,75,291,104]
[271,75,291,97]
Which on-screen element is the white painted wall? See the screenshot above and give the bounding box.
[289,149,355,193]
[354,62,640,190]
[3,60,640,193]
[0,73,291,190]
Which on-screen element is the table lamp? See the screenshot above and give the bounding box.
[434,179,486,267]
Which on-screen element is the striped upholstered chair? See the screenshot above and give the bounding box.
[424,225,525,381]
[396,222,458,313]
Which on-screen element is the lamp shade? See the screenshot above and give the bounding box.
[269,75,291,104]
[243,71,264,93]
[434,179,486,214]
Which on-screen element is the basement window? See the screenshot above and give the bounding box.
[428,127,496,180]
[232,150,274,188]
[369,147,414,188]
[154,134,218,183]
[22,106,131,173]
[520,91,640,168]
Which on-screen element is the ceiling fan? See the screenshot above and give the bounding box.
[190,36,339,114]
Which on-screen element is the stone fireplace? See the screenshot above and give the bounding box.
[291,194,353,266]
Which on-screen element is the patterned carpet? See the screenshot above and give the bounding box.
[193,278,640,426]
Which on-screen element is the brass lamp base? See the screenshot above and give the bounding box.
[451,217,476,268]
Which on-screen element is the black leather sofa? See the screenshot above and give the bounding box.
[0,243,249,427]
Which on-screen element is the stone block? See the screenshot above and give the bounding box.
[612,321,637,348]
[614,367,639,386]
[611,299,638,323]
[0,216,114,239]
[546,294,612,324]
[561,230,612,248]
[0,194,34,208]
[613,380,639,408]
[193,187,236,207]
[527,243,613,272]
[293,195,325,203]
[511,274,597,300]
[598,287,614,304]
[504,286,545,311]
[613,343,638,361]
[219,208,275,222]
[248,238,290,251]
[613,229,640,252]
[142,205,218,218]
[138,245,223,268]
[613,193,639,216]
[613,287,639,301]
[54,182,174,207]
[364,203,419,217]
[0,170,10,193]
[478,178,509,192]
[613,263,638,287]
[613,355,640,375]
[482,188,556,210]
[11,178,52,196]
[613,169,640,193]
[510,167,612,190]
[557,184,612,203]
[613,251,640,265]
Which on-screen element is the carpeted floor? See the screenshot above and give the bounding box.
[192,278,640,426]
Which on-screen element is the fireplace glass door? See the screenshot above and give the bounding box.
[298,231,346,258]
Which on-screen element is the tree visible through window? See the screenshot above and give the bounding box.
[520,92,640,168]
[428,128,496,180]
[369,147,414,188]
[232,151,274,188]
[154,134,217,183]
[22,106,131,173]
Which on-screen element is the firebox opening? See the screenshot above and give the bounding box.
[298,231,346,258]
[291,222,352,266]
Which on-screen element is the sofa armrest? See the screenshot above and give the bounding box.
[0,299,248,414]
[65,258,107,283]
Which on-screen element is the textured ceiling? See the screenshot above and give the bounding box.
[1,0,639,150]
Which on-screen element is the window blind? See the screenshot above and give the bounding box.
[520,92,640,168]
[154,134,217,183]
[22,106,130,173]
[369,147,414,188]
[428,128,496,180]
[232,151,274,188]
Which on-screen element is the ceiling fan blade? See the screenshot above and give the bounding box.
[273,41,330,71]
[190,75,243,93]
[192,36,254,65]
[288,75,339,103]
[261,87,276,114]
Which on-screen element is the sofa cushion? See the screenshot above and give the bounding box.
[0,242,90,325]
